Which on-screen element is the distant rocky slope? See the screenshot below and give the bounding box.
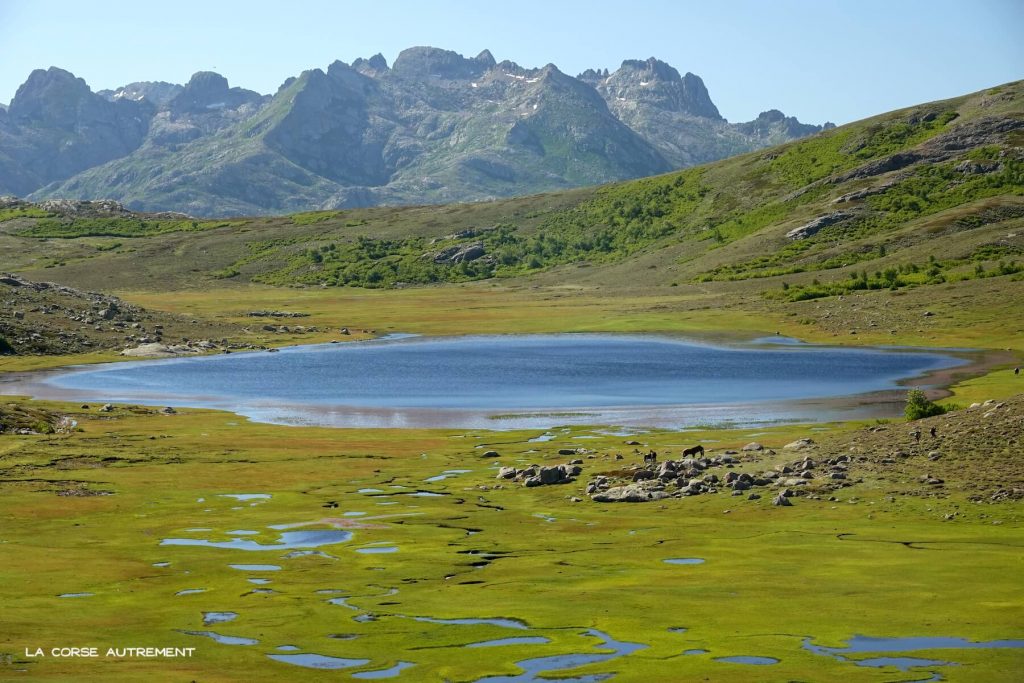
[0,48,831,216]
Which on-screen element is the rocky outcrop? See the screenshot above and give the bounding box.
[497,460,583,487]
[433,242,487,265]
[785,212,855,240]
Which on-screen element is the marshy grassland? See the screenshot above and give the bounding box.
[1,81,1022,681]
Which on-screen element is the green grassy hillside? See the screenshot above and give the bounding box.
[3,81,1021,295]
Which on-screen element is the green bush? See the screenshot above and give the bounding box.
[0,336,14,355]
[905,389,946,421]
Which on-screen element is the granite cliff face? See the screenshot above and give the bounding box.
[1,49,832,215]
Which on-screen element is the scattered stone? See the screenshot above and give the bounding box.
[592,484,670,503]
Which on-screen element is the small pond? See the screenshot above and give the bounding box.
[4,334,968,429]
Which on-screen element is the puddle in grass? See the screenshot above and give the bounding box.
[180,630,258,646]
[356,546,399,554]
[467,637,552,648]
[248,578,271,585]
[802,634,1024,672]
[229,564,282,571]
[663,558,705,565]
[328,597,357,609]
[425,469,472,482]
[414,616,528,630]
[152,562,171,567]
[528,434,556,443]
[474,629,645,682]
[276,645,300,651]
[714,656,779,665]
[352,661,416,679]
[267,653,370,669]
[410,491,445,497]
[228,530,259,535]
[175,589,206,596]
[219,494,271,501]
[57,592,93,598]
[162,529,352,551]
[201,612,238,625]
[683,649,708,655]
[358,488,384,494]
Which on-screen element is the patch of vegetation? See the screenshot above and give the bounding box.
[0,335,14,355]
[16,218,243,238]
[769,248,1023,302]
[905,389,947,421]
[0,205,52,222]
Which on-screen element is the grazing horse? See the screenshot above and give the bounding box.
[682,445,704,458]
[643,450,658,465]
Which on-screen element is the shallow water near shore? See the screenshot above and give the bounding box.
[7,333,968,429]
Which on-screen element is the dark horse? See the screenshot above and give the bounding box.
[682,445,704,458]
[643,450,658,465]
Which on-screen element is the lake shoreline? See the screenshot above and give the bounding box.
[0,332,998,430]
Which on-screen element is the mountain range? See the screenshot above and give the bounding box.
[0,47,833,216]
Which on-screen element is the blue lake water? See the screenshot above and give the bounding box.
[21,334,967,429]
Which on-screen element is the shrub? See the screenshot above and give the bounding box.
[0,336,14,355]
[905,389,946,421]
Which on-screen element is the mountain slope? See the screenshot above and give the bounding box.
[2,80,1019,299]
[1,48,828,215]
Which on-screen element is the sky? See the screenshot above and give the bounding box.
[0,0,1021,125]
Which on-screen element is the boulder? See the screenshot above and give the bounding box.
[538,466,563,485]
[772,494,793,506]
[496,466,517,480]
[784,438,816,450]
[742,442,764,451]
[481,450,500,458]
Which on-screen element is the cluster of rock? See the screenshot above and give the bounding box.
[496,460,584,487]
[1,272,149,354]
[1,196,189,220]
[257,324,319,334]
[587,440,858,505]
[430,242,492,266]
[246,310,310,318]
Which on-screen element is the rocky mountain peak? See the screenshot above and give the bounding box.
[391,46,490,80]
[735,109,827,139]
[475,50,497,68]
[169,71,262,115]
[600,59,722,120]
[352,53,389,75]
[8,67,95,126]
[576,68,610,86]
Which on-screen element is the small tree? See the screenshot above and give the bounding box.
[905,389,945,421]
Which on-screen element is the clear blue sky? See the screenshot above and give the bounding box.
[1,0,1020,124]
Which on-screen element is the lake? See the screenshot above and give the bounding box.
[8,334,966,429]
